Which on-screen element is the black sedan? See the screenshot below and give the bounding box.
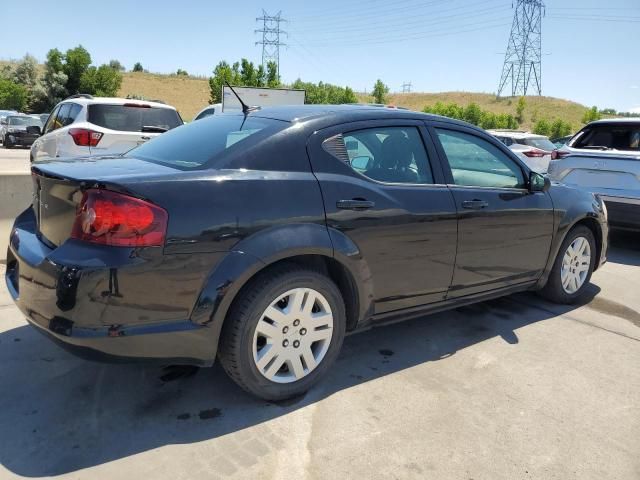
[5,106,608,400]
[2,115,43,148]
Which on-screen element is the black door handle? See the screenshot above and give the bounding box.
[336,199,375,210]
[461,199,489,209]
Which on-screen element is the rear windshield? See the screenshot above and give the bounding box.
[125,114,286,169]
[88,104,183,132]
[518,137,556,151]
[571,124,640,151]
[8,116,42,126]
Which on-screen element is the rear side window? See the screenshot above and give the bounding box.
[337,127,434,184]
[126,115,286,169]
[88,104,182,132]
[195,107,216,120]
[572,124,640,151]
[58,103,81,127]
[519,137,556,151]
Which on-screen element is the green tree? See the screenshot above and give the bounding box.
[533,119,552,136]
[208,61,240,104]
[549,119,573,139]
[515,96,526,125]
[0,78,28,111]
[132,62,144,72]
[80,64,123,96]
[372,79,389,104]
[582,106,601,124]
[31,48,68,112]
[463,102,482,125]
[291,79,357,104]
[12,54,41,111]
[266,61,279,88]
[109,59,125,71]
[176,68,189,76]
[63,45,92,94]
[600,108,616,115]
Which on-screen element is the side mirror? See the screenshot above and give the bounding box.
[26,125,42,136]
[0,120,7,126]
[530,171,550,193]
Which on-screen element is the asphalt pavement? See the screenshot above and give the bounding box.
[0,231,639,479]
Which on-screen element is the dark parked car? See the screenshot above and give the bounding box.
[2,115,43,148]
[6,106,608,400]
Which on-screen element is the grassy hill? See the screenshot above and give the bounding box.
[2,59,593,127]
[357,92,590,131]
[119,73,589,129]
[119,72,210,121]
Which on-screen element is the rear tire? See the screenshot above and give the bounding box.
[218,263,346,401]
[539,225,596,304]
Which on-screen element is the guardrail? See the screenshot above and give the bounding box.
[0,173,32,261]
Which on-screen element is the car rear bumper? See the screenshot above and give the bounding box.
[6,133,38,146]
[5,208,220,366]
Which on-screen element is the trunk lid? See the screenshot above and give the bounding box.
[90,130,162,156]
[31,156,179,246]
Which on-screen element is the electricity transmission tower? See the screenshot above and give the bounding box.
[255,10,287,77]
[401,82,412,93]
[497,0,545,97]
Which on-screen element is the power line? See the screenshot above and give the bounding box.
[402,82,413,93]
[497,0,545,97]
[289,2,508,36]
[255,10,287,77]
[292,17,511,47]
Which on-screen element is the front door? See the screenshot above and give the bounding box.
[308,120,458,314]
[430,124,554,298]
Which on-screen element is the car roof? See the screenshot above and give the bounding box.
[487,129,546,139]
[60,97,176,110]
[234,104,474,130]
[588,118,640,125]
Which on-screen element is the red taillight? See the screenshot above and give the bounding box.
[523,148,549,158]
[551,149,571,160]
[69,128,103,147]
[71,189,168,247]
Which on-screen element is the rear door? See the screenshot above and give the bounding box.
[308,119,458,314]
[33,104,63,160]
[87,104,182,155]
[429,122,554,297]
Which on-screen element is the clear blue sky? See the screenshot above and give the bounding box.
[3,0,639,112]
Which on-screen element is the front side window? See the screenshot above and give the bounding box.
[340,127,434,184]
[435,129,525,189]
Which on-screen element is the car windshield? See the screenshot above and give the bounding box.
[126,114,287,169]
[571,123,640,151]
[7,116,42,127]
[87,104,183,132]
[520,137,556,151]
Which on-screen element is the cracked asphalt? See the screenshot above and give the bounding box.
[0,225,639,478]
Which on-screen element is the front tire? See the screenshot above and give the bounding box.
[539,225,596,304]
[3,136,11,149]
[218,263,346,401]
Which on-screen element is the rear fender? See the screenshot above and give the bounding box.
[190,223,373,361]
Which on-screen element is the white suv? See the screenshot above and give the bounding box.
[31,95,183,162]
[488,129,557,173]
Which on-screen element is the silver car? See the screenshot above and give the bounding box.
[549,118,640,230]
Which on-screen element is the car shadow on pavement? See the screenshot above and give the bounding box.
[0,285,603,477]
[607,230,640,267]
